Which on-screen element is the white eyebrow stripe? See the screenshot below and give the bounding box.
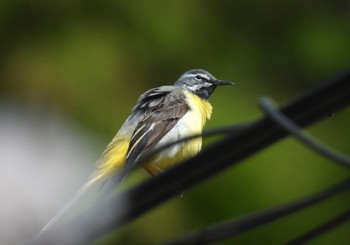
[183,73,211,80]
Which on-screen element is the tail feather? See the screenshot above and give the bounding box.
[37,180,94,238]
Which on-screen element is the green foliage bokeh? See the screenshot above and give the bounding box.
[1,1,350,244]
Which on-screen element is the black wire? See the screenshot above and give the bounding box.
[259,97,350,169]
[159,178,350,245]
[285,207,350,245]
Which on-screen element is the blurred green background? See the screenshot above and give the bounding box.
[1,1,350,244]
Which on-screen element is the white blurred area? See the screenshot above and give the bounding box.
[0,101,99,245]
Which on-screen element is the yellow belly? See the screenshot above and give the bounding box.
[143,137,202,175]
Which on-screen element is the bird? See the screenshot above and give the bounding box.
[38,69,233,236]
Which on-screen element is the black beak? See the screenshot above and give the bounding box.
[214,79,234,86]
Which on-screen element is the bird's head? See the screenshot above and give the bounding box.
[174,69,234,100]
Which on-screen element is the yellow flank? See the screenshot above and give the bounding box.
[86,136,130,187]
[143,90,213,175]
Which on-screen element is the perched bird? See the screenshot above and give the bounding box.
[39,69,233,235]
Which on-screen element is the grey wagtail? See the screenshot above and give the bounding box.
[39,69,233,235]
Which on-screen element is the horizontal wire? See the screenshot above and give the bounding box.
[160,178,350,245]
[259,97,350,169]
[285,207,350,245]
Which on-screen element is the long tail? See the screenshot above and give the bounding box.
[36,178,97,238]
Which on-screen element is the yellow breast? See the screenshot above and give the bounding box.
[184,90,213,128]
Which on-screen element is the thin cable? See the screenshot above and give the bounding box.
[285,207,350,245]
[260,97,350,169]
[160,178,350,245]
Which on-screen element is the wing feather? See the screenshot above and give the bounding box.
[125,88,189,172]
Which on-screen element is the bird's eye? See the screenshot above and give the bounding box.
[195,75,202,81]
